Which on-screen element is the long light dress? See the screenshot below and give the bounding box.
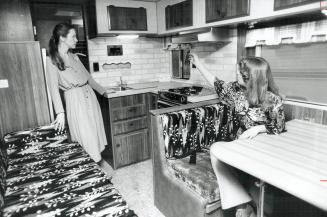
[46,53,107,163]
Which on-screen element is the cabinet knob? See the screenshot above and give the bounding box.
[116,144,121,148]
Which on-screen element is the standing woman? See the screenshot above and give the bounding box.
[190,54,285,217]
[47,23,107,164]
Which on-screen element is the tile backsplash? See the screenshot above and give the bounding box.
[88,37,171,87]
[187,28,238,86]
[88,29,237,87]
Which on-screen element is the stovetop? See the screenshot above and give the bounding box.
[158,85,216,105]
[167,86,204,96]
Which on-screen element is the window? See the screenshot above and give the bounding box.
[261,43,327,105]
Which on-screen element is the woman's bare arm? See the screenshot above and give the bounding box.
[189,53,216,87]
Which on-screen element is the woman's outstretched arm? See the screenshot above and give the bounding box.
[189,53,216,87]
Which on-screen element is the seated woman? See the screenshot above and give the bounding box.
[189,54,285,217]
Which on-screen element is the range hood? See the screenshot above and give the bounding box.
[171,27,231,44]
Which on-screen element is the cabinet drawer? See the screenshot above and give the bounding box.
[113,116,148,135]
[110,94,146,109]
[113,130,149,168]
[111,104,147,121]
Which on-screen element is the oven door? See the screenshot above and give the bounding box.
[157,100,182,109]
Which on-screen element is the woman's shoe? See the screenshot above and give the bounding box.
[235,204,256,217]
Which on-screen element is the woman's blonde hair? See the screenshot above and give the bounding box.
[238,57,279,106]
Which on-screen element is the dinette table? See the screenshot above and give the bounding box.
[212,119,327,217]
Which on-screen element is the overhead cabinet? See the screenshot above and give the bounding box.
[108,5,147,31]
[274,0,320,10]
[206,0,250,23]
[87,0,157,37]
[165,0,193,30]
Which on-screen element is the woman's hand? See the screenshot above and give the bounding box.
[239,125,266,139]
[52,112,65,132]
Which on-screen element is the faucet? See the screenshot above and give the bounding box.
[118,76,127,91]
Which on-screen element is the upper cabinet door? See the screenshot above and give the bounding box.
[108,6,147,31]
[165,0,193,30]
[205,0,250,23]
[274,0,320,10]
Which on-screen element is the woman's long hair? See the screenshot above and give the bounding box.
[238,57,280,107]
[48,23,74,71]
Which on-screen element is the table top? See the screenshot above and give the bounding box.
[213,119,327,212]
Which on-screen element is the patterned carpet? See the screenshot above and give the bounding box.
[101,160,165,217]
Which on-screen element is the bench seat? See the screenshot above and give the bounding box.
[166,151,220,204]
[1,127,137,217]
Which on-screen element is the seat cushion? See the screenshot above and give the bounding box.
[166,151,220,203]
[2,126,137,217]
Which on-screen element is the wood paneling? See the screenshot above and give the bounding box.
[114,129,149,168]
[113,116,148,135]
[237,25,247,62]
[0,42,50,138]
[102,93,153,169]
[108,5,147,31]
[111,105,147,121]
[205,0,250,23]
[0,0,34,41]
[165,0,193,30]
[274,0,320,10]
[283,103,326,125]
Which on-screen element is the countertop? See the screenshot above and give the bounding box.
[104,81,218,102]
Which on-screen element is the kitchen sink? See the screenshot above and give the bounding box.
[107,86,133,92]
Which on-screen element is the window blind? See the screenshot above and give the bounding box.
[261,43,327,104]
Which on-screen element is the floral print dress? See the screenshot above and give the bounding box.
[214,78,285,136]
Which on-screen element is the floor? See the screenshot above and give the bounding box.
[100,160,327,217]
[101,160,165,217]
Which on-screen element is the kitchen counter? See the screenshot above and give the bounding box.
[104,81,218,102]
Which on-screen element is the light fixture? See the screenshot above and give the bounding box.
[179,27,211,35]
[116,35,139,39]
[55,10,81,17]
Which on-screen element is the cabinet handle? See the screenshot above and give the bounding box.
[129,122,134,126]
[116,144,121,148]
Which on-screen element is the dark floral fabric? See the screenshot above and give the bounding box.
[214,79,285,135]
[0,139,8,212]
[1,126,137,217]
[166,151,220,203]
[160,102,238,159]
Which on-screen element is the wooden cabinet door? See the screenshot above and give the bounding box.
[113,130,149,168]
[274,0,320,10]
[85,0,97,39]
[148,93,158,110]
[165,0,193,30]
[205,0,249,23]
[108,6,147,31]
